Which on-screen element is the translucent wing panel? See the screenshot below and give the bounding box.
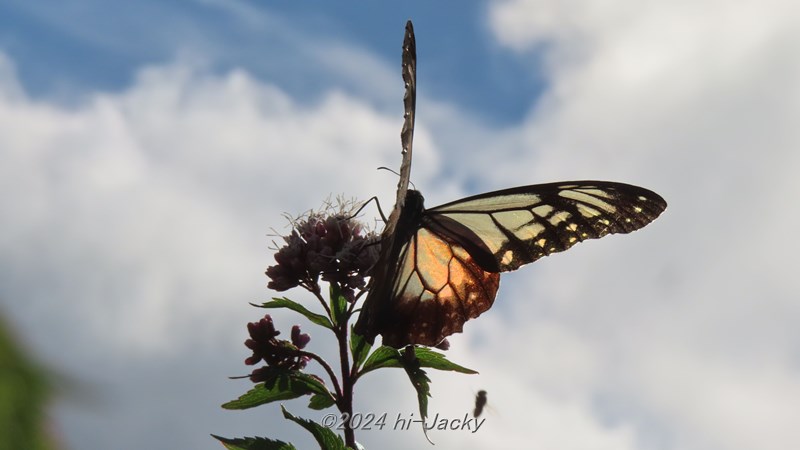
[426,181,667,272]
[433,193,542,212]
[379,228,500,347]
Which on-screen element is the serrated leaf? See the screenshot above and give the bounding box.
[349,326,371,370]
[359,346,402,375]
[358,345,477,377]
[281,405,350,450]
[252,298,333,330]
[289,372,330,396]
[413,347,478,374]
[222,383,305,410]
[328,284,348,327]
[211,434,297,450]
[222,370,330,410]
[401,347,434,444]
[307,393,336,410]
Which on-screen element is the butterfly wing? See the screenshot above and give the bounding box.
[385,20,416,236]
[375,213,500,347]
[424,181,668,273]
[354,21,416,344]
[364,182,666,347]
[355,22,668,348]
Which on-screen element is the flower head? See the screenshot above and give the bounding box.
[244,314,312,373]
[266,201,379,300]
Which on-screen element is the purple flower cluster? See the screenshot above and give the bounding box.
[245,314,311,376]
[266,212,378,301]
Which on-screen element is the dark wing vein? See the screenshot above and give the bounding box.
[425,181,667,272]
[381,228,499,347]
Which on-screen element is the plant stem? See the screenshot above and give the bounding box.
[299,350,342,401]
[337,320,356,447]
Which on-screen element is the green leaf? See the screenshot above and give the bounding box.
[401,346,433,444]
[281,405,350,450]
[307,393,336,410]
[349,326,371,370]
[358,346,443,443]
[413,347,478,374]
[222,383,305,410]
[289,372,330,396]
[211,435,297,450]
[359,346,402,375]
[0,316,53,450]
[222,370,330,410]
[328,284,348,327]
[358,345,477,377]
[252,298,333,330]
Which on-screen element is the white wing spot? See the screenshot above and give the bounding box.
[560,190,618,213]
[569,236,577,243]
[575,188,613,199]
[536,238,548,248]
[548,211,572,226]
[501,250,514,265]
[515,223,545,240]
[577,203,602,218]
[532,204,554,217]
[567,223,578,231]
[634,206,643,213]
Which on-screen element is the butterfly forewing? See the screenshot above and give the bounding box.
[424,181,667,272]
[354,21,417,344]
[385,20,417,237]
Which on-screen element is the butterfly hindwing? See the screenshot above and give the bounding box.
[379,225,499,347]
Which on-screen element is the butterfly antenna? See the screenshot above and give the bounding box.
[378,166,417,191]
[350,196,389,224]
[377,166,400,177]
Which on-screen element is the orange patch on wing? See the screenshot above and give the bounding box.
[382,229,500,347]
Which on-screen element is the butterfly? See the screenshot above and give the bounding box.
[353,21,667,348]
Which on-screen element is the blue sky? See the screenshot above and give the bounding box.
[0,1,544,123]
[1,1,799,449]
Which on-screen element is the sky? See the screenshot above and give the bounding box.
[1,0,799,449]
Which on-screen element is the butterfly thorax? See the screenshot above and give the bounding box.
[395,189,426,237]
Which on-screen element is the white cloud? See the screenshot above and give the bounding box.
[467,1,800,449]
[0,49,443,448]
[2,1,800,448]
